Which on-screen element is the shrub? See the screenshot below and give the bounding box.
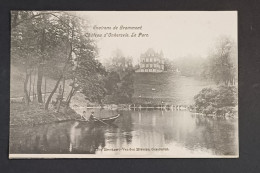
[194,85,237,116]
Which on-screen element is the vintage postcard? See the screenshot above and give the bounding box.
[9,11,238,158]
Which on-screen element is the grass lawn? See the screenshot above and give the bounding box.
[10,64,72,98]
[133,73,215,105]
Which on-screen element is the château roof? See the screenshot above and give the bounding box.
[141,48,164,58]
[146,48,156,55]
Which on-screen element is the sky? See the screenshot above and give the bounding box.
[75,11,237,64]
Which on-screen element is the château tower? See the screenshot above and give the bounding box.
[136,48,165,73]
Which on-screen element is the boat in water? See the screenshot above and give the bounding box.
[75,113,121,125]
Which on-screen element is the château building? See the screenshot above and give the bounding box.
[136,48,165,73]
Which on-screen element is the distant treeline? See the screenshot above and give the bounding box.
[165,36,237,86]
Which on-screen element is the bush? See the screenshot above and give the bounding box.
[194,85,237,116]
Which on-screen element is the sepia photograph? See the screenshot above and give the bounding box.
[9,11,238,158]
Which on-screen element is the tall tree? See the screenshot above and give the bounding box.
[42,12,106,109]
[11,11,40,105]
[11,11,108,109]
[203,36,237,85]
[104,71,120,95]
[11,11,69,105]
[72,43,107,106]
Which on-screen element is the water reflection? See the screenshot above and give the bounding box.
[10,110,238,156]
[10,121,106,154]
[69,122,106,154]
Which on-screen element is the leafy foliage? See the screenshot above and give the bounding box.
[194,85,237,116]
[75,57,107,104]
[104,71,120,95]
[60,18,108,104]
[101,49,135,104]
[11,11,110,107]
[113,70,135,104]
[202,36,237,85]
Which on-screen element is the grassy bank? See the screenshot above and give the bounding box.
[10,102,80,127]
[133,73,214,105]
[10,64,72,98]
[10,64,84,126]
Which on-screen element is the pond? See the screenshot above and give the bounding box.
[9,109,238,157]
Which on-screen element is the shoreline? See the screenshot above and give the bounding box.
[10,102,237,127]
[10,102,80,127]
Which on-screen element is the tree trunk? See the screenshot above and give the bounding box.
[47,38,72,110]
[37,63,44,103]
[67,90,76,106]
[44,76,47,103]
[65,87,76,108]
[24,70,30,106]
[65,87,74,104]
[61,77,65,98]
[32,68,36,101]
[63,89,76,114]
[37,28,46,103]
[45,75,62,110]
[57,77,66,112]
[28,69,32,100]
[224,80,228,86]
[11,11,19,28]
[65,75,76,106]
[56,100,61,113]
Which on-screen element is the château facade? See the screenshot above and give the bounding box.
[136,48,165,73]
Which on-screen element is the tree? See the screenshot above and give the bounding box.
[203,36,237,85]
[104,71,120,95]
[103,49,133,77]
[44,13,78,110]
[194,86,237,116]
[73,47,107,105]
[81,75,107,105]
[45,13,108,108]
[11,11,72,106]
[102,49,135,104]
[116,70,134,103]
[11,11,114,110]
[11,11,41,105]
[164,58,176,72]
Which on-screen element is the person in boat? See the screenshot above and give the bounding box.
[81,111,87,120]
[88,111,96,121]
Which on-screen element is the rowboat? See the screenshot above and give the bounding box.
[75,114,121,125]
